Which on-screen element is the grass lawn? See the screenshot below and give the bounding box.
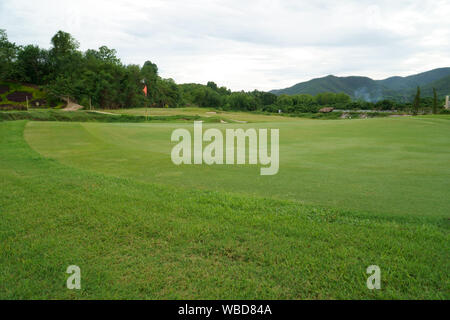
[1,118,449,299]
[102,107,299,123]
[25,116,450,218]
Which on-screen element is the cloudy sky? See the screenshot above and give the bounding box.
[1,0,449,91]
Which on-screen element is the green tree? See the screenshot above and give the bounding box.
[375,99,395,111]
[315,92,337,105]
[154,78,181,108]
[46,75,75,101]
[48,31,83,83]
[120,64,146,108]
[141,61,158,80]
[412,86,420,115]
[0,29,18,80]
[335,92,351,104]
[226,92,257,111]
[141,60,159,104]
[97,46,120,64]
[16,45,50,84]
[292,94,315,106]
[277,94,294,107]
[201,87,219,108]
[250,90,277,107]
[217,86,231,96]
[85,46,120,65]
[259,91,277,106]
[432,87,438,114]
[50,31,79,56]
[207,81,218,91]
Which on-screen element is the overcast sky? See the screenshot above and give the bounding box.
[1,0,449,91]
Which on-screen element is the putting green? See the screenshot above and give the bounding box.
[25,116,450,218]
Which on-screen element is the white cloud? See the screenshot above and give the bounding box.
[1,0,449,91]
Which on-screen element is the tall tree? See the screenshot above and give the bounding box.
[85,46,120,65]
[50,31,79,56]
[49,31,82,79]
[412,86,421,115]
[141,60,159,105]
[207,81,218,91]
[16,45,50,84]
[0,29,18,80]
[432,87,438,114]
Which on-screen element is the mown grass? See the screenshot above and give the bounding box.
[0,121,448,299]
[25,116,450,218]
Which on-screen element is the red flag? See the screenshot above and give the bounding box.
[143,85,148,97]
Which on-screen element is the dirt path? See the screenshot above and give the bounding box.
[89,110,120,116]
[62,98,85,111]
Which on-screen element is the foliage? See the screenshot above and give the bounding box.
[0,29,18,80]
[0,30,181,109]
[433,87,438,114]
[412,86,421,115]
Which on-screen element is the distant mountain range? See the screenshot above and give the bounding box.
[270,68,450,102]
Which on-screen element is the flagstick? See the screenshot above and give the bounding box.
[145,93,148,122]
[143,83,149,122]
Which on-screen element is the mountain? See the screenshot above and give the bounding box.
[420,74,450,97]
[270,68,450,102]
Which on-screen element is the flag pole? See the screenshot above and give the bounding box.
[145,86,148,122]
[142,80,148,122]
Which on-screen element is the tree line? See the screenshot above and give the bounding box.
[0,29,446,113]
[0,29,177,109]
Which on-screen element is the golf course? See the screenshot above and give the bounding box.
[1,110,449,299]
[2,0,450,305]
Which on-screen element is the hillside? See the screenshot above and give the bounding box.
[420,74,450,97]
[0,81,62,110]
[271,68,450,102]
[271,75,378,97]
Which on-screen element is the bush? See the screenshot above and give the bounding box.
[47,94,63,108]
[374,99,396,111]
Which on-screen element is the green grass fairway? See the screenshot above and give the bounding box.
[1,121,449,299]
[25,116,450,218]
[102,107,298,122]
